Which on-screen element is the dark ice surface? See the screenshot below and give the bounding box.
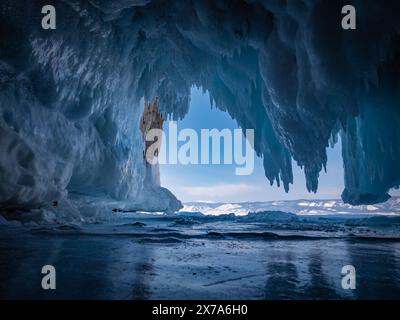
[1,212,400,299]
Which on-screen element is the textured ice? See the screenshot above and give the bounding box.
[0,0,400,217]
[2,214,400,299]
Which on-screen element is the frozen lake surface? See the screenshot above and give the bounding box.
[1,211,400,299]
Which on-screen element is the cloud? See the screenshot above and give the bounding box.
[175,183,259,202]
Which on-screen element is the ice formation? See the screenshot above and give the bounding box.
[0,0,399,216]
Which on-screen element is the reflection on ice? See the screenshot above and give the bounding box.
[1,211,400,299]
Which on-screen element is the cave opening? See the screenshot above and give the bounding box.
[158,87,346,205]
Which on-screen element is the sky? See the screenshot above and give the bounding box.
[159,87,394,203]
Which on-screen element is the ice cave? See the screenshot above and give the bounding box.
[1,0,400,218]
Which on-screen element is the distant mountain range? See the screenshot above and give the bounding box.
[182,197,400,216]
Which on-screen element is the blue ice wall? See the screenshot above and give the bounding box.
[0,0,399,215]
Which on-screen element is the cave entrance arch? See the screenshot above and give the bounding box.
[156,87,345,207]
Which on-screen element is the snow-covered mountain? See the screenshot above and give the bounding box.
[182,197,400,216]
